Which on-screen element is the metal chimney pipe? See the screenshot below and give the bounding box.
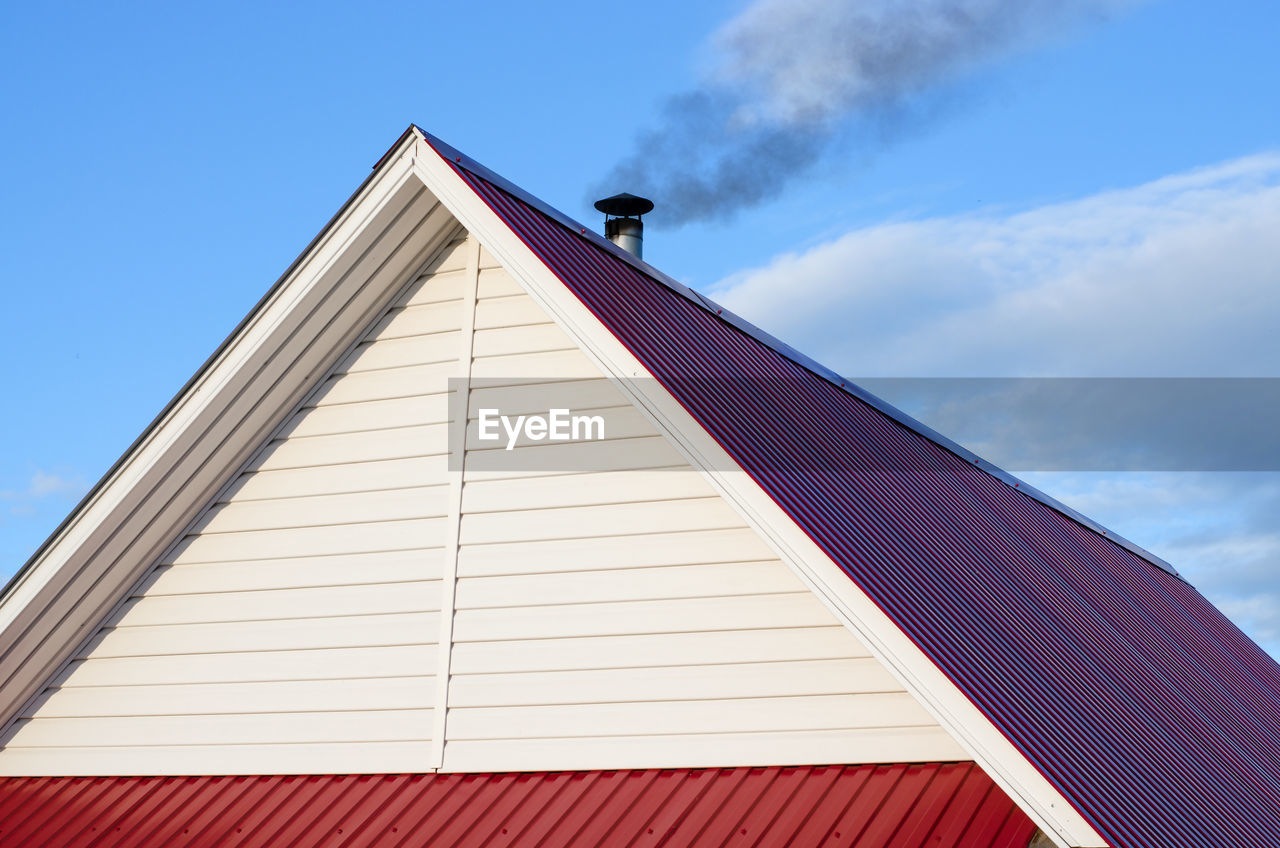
[604,217,644,258]
[594,193,654,259]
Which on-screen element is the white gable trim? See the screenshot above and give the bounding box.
[411,137,1106,848]
[0,134,459,730]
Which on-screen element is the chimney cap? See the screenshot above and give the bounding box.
[594,192,654,218]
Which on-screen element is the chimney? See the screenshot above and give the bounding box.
[594,192,654,259]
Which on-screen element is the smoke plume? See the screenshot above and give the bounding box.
[595,0,1138,228]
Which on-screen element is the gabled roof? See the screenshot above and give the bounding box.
[421,132,1280,848]
[1,126,1275,848]
[0,764,1036,847]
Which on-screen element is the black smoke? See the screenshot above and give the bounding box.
[593,0,1140,228]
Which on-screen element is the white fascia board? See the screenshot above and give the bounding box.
[411,137,1108,848]
[0,134,451,724]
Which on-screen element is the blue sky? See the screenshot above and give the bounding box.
[2,1,1278,653]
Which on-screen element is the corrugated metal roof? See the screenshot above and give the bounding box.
[440,152,1280,848]
[0,763,1032,847]
[413,126,1177,579]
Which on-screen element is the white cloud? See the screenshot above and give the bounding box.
[1018,471,1280,657]
[1,470,87,506]
[712,153,1280,377]
[1219,594,1280,649]
[709,155,1280,658]
[713,0,1142,126]
[0,470,90,571]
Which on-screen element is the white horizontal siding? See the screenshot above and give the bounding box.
[476,265,523,296]
[466,377,624,418]
[27,676,432,718]
[55,645,434,686]
[460,468,710,514]
[439,283,961,772]
[459,497,745,545]
[310,362,457,405]
[0,236,473,775]
[457,527,778,577]
[6,710,431,747]
[443,728,966,773]
[225,457,445,501]
[86,613,437,658]
[110,581,440,627]
[251,425,446,471]
[448,693,934,740]
[167,517,446,563]
[278,394,450,438]
[452,594,832,643]
[450,627,866,674]
[455,562,801,609]
[449,659,902,707]
[144,551,440,594]
[0,742,432,777]
[472,323,571,358]
[367,301,464,341]
[470,349,603,381]
[0,244,967,776]
[189,486,448,534]
[338,331,461,373]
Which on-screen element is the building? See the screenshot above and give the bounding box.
[0,127,1275,847]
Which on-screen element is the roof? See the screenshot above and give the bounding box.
[427,135,1280,848]
[2,125,1276,848]
[0,764,1035,847]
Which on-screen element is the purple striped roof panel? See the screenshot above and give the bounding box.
[432,139,1280,848]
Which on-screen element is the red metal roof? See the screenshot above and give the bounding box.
[0,763,1032,847]
[432,139,1280,848]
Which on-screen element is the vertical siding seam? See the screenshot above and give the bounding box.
[429,234,480,770]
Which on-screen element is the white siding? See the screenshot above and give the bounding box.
[438,265,964,772]
[0,234,475,776]
[0,238,965,775]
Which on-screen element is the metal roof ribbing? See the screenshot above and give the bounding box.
[0,764,1032,847]
[444,160,1280,848]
